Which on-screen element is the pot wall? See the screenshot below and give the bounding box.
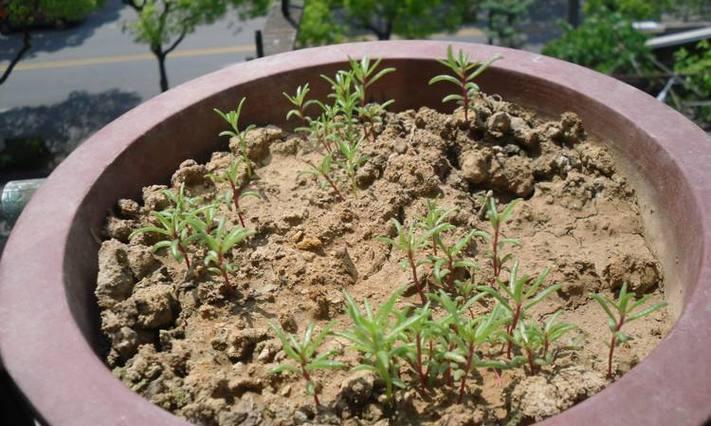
[0,41,710,426]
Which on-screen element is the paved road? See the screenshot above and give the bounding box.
[0,0,264,109]
[0,0,265,171]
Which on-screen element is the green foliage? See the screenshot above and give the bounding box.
[270,322,345,406]
[291,57,395,199]
[590,283,666,377]
[284,83,318,132]
[511,313,577,375]
[481,0,532,48]
[1,0,104,85]
[673,41,711,129]
[336,139,367,194]
[584,0,669,20]
[348,56,396,105]
[215,97,257,177]
[297,0,474,45]
[419,200,456,257]
[478,260,560,358]
[299,154,345,201]
[378,218,431,304]
[478,197,520,279]
[426,228,478,295]
[434,291,510,402]
[123,0,269,91]
[190,215,254,289]
[429,46,501,122]
[209,157,259,227]
[542,12,654,75]
[296,0,345,46]
[339,289,426,401]
[4,0,102,25]
[130,185,198,269]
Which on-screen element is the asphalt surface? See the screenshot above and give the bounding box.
[0,0,265,109]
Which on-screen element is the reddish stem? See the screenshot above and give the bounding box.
[432,236,438,256]
[228,180,246,227]
[321,172,345,202]
[446,254,456,292]
[171,227,191,270]
[302,368,320,407]
[526,349,537,375]
[407,249,426,304]
[506,304,522,359]
[178,244,191,270]
[607,316,624,379]
[457,343,475,403]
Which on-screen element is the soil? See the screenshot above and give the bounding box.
[97,93,671,426]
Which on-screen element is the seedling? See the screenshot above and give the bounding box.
[322,70,360,125]
[357,100,393,143]
[191,216,254,291]
[338,289,425,402]
[348,56,396,106]
[428,229,478,295]
[214,97,256,177]
[399,304,433,392]
[590,283,667,378]
[209,157,260,227]
[429,46,501,122]
[377,218,430,304]
[511,313,576,375]
[284,83,317,136]
[299,154,345,201]
[270,322,344,407]
[130,185,197,270]
[478,261,560,358]
[418,200,456,256]
[478,197,520,280]
[312,104,340,153]
[336,139,367,194]
[432,291,509,402]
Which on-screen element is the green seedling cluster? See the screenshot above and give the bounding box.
[132,186,254,292]
[269,198,585,408]
[194,46,667,411]
[132,98,266,293]
[270,322,344,407]
[429,46,501,123]
[478,261,559,358]
[591,283,667,378]
[511,312,577,375]
[189,215,254,291]
[282,56,395,198]
[131,184,199,270]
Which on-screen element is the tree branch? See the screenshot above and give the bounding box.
[0,29,31,86]
[122,0,144,12]
[164,27,187,56]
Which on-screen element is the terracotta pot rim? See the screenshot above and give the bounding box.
[1,41,709,425]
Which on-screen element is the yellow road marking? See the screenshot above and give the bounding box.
[0,44,254,72]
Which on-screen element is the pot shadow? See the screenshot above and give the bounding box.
[0,88,142,172]
[0,88,141,255]
[0,0,123,62]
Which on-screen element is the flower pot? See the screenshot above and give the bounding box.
[0,41,709,425]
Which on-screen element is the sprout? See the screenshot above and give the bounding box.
[270,322,344,408]
[590,283,667,378]
[429,45,501,122]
